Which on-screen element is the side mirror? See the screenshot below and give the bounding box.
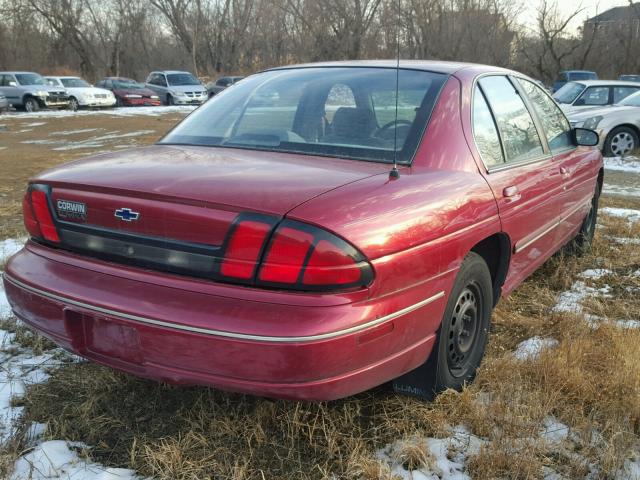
[573,128,599,147]
[8,81,17,87]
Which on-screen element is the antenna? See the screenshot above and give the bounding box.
[389,0,401,180]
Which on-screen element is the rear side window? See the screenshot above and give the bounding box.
[479,76,544,164]
[517,78,573,152]
[576,86,609,106]
[472,88,504,167]
[613,86,639,103]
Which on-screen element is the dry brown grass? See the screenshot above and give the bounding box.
[0,117,639,478]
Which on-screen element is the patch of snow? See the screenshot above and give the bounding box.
[0,146,6,150]
[378,425,485,480]
[611,236,640,245]
[15,129,33,133]
[553,280,611,315]
[540,417,570,443]
[617,454,640,480]
[49,128,99,136]
[1,238,26,264]
[601,207,640,224]
[615,320,640,330]
[23,122,46,127]
[514,337,559,360]
[10,440,144,480]
[604,156,640,174]
[580,268,612,279]
[603,184,640,198]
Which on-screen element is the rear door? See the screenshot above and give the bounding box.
[516,77,597,245]
[0,74,21,105]
[472,75,565,286]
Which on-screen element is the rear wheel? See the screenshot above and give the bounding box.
[23,97,39,112]
[569,183,600,255]
[604,126,638,157]
[433,252,493,391]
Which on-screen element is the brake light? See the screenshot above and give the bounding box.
[218,215,373,291]
[23,186,60,243]
[220,220,272,279]
[22,191,41,238]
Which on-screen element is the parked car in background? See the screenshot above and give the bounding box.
[552,70,598,92]
[0,93,8,112]
[46,76,116,111]
[618,74,640,82]
[145,71,208,105]
[3,61,603,401]
[206,76,244,97]
[569,90,640,156]
[0,71,69,112]
[96,77,161,107]
[553,80,640,113]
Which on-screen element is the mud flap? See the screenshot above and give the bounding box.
[392,337,440,401]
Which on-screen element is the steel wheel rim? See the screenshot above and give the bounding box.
[25,100,34,112]
[447,283,482,377]
[70,98,78,110]
[611,132,635,156]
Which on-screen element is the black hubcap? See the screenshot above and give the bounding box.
[447,284,481,376]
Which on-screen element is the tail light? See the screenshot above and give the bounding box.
[218,215,373,291]
[22,185,60,243]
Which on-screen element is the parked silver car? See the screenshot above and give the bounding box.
[145,71,207,106]
[569,90,640,156]
[0,71,70,111]
[553,80,640,114]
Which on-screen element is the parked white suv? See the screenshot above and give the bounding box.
[46,76,116,110]
[145,71,208,105]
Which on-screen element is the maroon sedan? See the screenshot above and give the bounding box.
[95,77,161,107]
[4,61,603,401]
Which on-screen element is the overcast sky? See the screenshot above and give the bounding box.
[517,0,633,33]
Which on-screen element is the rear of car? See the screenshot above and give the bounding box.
[4,66,450,400]
[552,70,597,92]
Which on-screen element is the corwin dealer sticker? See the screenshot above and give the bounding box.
[57,199,87,221]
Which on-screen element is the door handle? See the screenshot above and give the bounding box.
[503,186,521,202]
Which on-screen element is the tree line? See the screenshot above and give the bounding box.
[1,0,639,84]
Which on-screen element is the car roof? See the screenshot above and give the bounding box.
[0,71,39,75]
[567,79,640,87]
[560,70,596,74]
[153,71,192,75]
[265,60,511,75]
[45,76,82,79]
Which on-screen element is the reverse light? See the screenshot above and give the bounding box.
[218,215,373,291]
[24,186,60,243]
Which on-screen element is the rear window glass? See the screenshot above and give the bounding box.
[160,67,447,164]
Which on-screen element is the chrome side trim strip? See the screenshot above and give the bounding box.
[2,273,445,343]
[514,199,591,254]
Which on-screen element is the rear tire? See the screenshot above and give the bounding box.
[569,183,600,255]
[604,126,638,157]
[433,252,493,392]
[23,97,39,112]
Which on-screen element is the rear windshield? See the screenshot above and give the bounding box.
[619,91,640,106]
[568,72,597,81]
[553,82,586,104]
[61,78,90,88]
[167,73,200,86]
[160,67,447,164]
[15,73,46,86]
[113,79,144,89]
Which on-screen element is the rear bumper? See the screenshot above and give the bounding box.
[3,242,444,400]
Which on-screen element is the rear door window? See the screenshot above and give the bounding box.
[516,78,573,152]
[479,76,544,164]
[472,87,504,167]
[613,86,639,103]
